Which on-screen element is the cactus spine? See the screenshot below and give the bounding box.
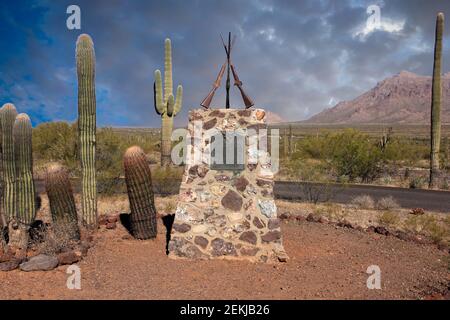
[123,146,157,239]
[0,103,18,223]
[45,163,79,240]
[154,38,183,166]
[76,34,97,226]
[429,12,444,189]
[13,113,35,225]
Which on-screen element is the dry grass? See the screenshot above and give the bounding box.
[404,214,450,244]
[377,196,400,210]
[351,195,375,209]
[378,210,401,227]
[276,199,450,245]
[34,222,79,255]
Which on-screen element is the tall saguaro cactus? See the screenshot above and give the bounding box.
[76,33,97,226]
[123,146,157,239]
[429,12,444,189]
[0,103,18,223]
[45,163,79,240]
[154,38,183,166]
[13,113,35,225]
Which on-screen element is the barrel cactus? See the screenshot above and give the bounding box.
[154,38,183,166]
[13,113,36,225]
[76,33,97,226]
[45,163,79,240]
[430,12,444,189]
[0,103,18,223]
[123,146,157,239]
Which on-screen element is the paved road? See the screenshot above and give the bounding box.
[274,181,450,213]
[33,179,450,213]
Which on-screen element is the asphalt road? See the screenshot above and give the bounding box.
[274,181,450,213]
[33,179,450,213]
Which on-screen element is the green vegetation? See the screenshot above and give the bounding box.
[281,127,449,187]
[33,122,160,194]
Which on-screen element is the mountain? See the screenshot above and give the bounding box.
[265,111,284,124]
[306,71,450,124]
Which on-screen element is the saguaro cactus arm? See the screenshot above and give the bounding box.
[164,38,173,101]
[154,70,165,115]
[173,85,183,116]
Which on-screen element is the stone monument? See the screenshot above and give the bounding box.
[168,107,288,263]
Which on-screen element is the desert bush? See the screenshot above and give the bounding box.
[325,129,384,182]
[409,177,426,189]
[315,203,347,222]
[351,194,375,209]
[426,221,448,244]
[404,214,439,234]
[378,210,400,227]
[33,122,77,168]
[151,167,183,196]
[405,214,449,244]
[377,196,400,210]
[34,222,79,255]
[33,123,159,194]
[383,138,429,165]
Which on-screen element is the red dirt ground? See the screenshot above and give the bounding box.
[0,219,448,300]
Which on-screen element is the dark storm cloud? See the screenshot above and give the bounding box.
[0,0,449,126]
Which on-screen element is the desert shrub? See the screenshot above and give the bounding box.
[35,222,79,255]
[315,203,347,222]
[33,123,159,194]
[151,167,183,196]
[376,196,400,210]
[426,221,448,244]
[404,214,439,233]
[325,129,384,182]
[378,210,400,227]
[405,214,449,244]
[409,177,426,189]
[33,122,77,168]
[351,194,375,209]
[284,157,336,203]
[96,128,126,194]
[383,138,429,165]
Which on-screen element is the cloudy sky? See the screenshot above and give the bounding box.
[0,0,449,127]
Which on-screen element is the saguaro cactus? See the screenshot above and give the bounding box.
[123,146,157,239]
[154,38,183,166]
[45,163,79,240]
[13,113,36,225]
[429,12,444,189]
[76,33,97,226]
[0,103,18,223]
